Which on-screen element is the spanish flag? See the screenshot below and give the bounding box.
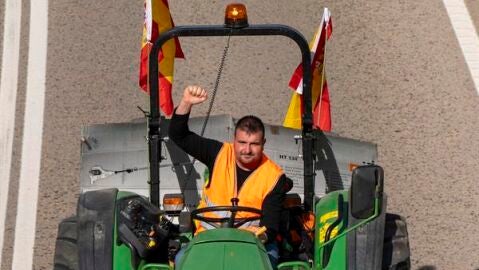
[283,8,332,131]
[139,0,184,116]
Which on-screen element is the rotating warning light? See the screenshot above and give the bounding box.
[225,3,248,28]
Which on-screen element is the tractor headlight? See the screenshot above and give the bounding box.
[163,193,184,213]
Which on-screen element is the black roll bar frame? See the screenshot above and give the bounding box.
[148,24,316,210]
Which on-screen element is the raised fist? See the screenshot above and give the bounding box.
[182,85,208,105]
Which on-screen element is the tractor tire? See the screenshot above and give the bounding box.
[382,213,411,270]
[53,216,79,270]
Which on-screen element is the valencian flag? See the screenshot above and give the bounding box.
[283,8,332,131]
[139,0,184,116]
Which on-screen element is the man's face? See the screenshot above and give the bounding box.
[233,129,265,171]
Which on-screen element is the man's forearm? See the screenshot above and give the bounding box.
[175,100,193,115]
[168,110,223,170]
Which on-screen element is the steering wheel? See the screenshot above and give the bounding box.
[191,206,262,229]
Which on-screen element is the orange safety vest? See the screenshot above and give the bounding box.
[196,143,284,233]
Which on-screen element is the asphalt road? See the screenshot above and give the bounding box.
[1,0,479,269]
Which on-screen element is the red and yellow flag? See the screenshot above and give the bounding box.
[139,0,184,116]
[283,8,332,131]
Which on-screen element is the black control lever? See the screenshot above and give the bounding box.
[228,198,240,227]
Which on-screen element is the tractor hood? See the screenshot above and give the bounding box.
[177,229,272,270]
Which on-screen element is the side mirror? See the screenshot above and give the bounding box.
[349,165,383,219]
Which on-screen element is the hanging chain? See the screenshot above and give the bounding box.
[200,34,232,137]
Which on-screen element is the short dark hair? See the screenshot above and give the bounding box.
[235,115,265,138]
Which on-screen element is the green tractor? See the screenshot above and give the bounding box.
[54,4,410,270]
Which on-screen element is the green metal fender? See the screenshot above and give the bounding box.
[314,191,349,270]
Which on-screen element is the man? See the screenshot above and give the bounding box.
[169,85,292,267]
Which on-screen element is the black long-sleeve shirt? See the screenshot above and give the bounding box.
[168,111,292,242]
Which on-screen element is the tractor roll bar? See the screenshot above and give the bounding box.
[148,24,316,211]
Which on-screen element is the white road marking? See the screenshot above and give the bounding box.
[11,0,49,269]
[442,0,479,95]
[0,0,22,267]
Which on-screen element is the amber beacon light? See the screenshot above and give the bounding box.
[225,3,248,28]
